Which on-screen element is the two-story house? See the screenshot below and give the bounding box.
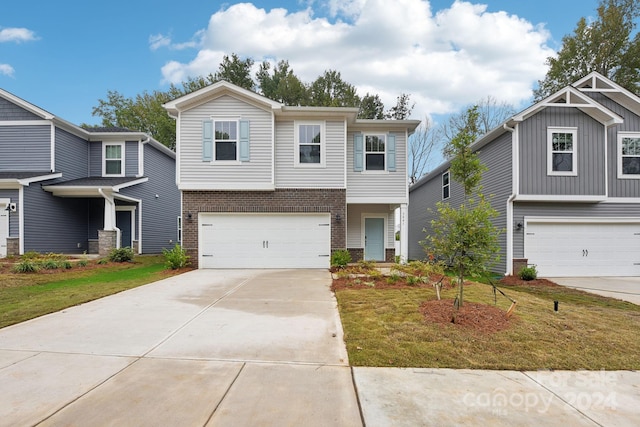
[163,81,419,269]
[409,72,640,278]
[0,89,180,257]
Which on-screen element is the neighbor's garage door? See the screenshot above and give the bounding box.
[524,220,640,277]
[199,213,331,269]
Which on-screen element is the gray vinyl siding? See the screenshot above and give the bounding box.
[409,132,513,273]
[346,204,395,248]
[513,202,640,258]
[586,93,640,198]
[88,142,102,176]
[179,95,273,186]
[0,189,19,237]
[23,183,90,253]
[55,128,88,178]
[346,131,408,201]
[125,141,139,176]
[120,144,179,253]
[519,107,605,196]
[88,198,103,239]
[275,120,346,188]
[0,125,51,171]
[0,97,41,121]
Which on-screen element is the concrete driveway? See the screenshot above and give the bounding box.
[546,276,640,305]
[0,269,362,426]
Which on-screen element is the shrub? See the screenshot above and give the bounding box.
[61,260,73,269]
[40,260,59,270]
[13,259,39,273]
[97,258,109,265]
[22,251,40,260]
[519,265,538,281]
[163,244,190,270]
[77,259,88,267]
[108,247,134,263]
[331,249,352,268]
[406,275,420,286]
[386,273,401,285]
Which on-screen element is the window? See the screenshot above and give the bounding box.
[442,171,450,200]
[177,216,182,243]
[619,133,640,178]
[104,143,124,176]
[547,128,577,176]
[365,134,386,171]
[215,120,237,161]
[295,122,324,166]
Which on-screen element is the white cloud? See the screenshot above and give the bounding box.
[0,64,15,77]
[0,27,37,43]
[149,32,201,51]
[158,0,554,119]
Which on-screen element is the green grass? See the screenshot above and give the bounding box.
[335,280,640,370]
[0,255,186,329]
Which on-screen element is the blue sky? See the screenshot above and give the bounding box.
[1,0,601,127]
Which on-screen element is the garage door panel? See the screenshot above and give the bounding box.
[199,214,331,269]
[525,221,640,277]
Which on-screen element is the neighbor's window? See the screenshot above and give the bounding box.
[215,120,238,161]
[104,143,124,176]
[442,170,450,200]
[177,216,182,243]
[547,127,577,176]
[365,134,386,171]
[619,134,640,178]
[295,122,324,166]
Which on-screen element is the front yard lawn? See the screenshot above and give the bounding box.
[333,265,640,370]
[0,255,188,329]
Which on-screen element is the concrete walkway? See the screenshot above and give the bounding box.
[1,269,639,426]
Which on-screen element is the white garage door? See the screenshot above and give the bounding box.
[524,220,640,277]
[199,213,331,269]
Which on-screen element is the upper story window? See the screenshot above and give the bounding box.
[353,133,397,173]
[295,122,324,166]
[547,127,577,176]
[618,133,640,179]
[215,120,238,161]
[442,170,450,200]
[203,119,250,163]
[365,134,386,171]
[103,142,124,176]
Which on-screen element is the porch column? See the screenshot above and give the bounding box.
[99,189,121,250]
[399,203,408,264]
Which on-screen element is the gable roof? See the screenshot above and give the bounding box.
[410,72,629,191]
[0,88,175,159]
[163,80,283,117]
[573,71,640,117]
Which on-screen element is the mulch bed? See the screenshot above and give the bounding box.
[499,275,560,287]
[419,299,513,333]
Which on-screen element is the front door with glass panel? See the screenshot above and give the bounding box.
[364,217,385,261]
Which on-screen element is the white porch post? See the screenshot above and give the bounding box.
[99,189,121,249]
[400,203,408,264]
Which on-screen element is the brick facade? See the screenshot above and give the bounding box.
[348,248,395,263]
[182,188,347,268]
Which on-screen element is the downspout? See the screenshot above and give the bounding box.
[503,123,517,276]
[98,188,121,249]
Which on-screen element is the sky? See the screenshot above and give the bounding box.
[1,0,603,129]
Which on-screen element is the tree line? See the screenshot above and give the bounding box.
[87,54,414,150]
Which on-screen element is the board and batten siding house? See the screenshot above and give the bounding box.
[409,72,640,277]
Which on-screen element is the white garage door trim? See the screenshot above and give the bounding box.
[199,213,331,269]
[524,216,640,277]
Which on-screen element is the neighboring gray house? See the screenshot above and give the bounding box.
[409,72,640,277]
[163,81,420,269]
[0,88,180,257]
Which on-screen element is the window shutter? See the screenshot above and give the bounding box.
[239,119,250,161]
[202,120,213,162]
[354,134,363,172]
[387,134,396,172]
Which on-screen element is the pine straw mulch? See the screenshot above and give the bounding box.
[332,272,519,334]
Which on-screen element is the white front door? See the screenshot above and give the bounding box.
[0,202,8,258]
[524,220,640,277]
[199,213,331,269]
